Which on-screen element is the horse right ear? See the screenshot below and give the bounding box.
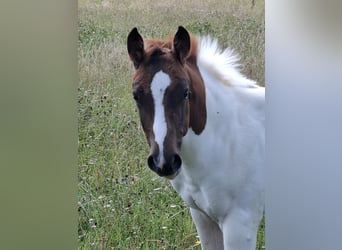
[127,27,144,69]
[173,26,191,65]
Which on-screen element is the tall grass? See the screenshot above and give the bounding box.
[78,0,264,249]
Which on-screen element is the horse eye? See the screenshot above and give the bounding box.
[184,88,190,99]
[133,86,144,102]
[133,92,138,101]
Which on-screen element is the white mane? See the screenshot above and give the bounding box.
[197,36,258,88]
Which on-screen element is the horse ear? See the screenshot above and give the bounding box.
[127,27,144,69]
[173,26,191,64]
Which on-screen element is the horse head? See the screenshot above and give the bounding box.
[127,26,206,179]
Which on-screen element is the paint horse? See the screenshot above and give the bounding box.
[127,26,264,250]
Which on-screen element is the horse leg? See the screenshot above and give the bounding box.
[190,208,224,250]
[221,209,261,250]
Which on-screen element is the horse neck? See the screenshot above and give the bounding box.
[187,56,237,126]
[180,69,241,173]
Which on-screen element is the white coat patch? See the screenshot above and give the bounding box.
[151,71,171,168]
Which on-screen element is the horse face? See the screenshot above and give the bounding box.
[133,70,190,179]
[128,27,191,179]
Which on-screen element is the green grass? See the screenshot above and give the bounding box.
[78,0,265,249]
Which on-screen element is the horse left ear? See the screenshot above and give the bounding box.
[173,26,191,64]
[127,27,145,69]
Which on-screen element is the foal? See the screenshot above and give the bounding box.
[127,26,264,250]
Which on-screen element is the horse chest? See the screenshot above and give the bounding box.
[171,165,234,222]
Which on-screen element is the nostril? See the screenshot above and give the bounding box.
[147,155,155,168]
[147,155,159,169]
[171,154,182,168]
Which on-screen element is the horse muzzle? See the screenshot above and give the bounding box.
[147,153,182,179]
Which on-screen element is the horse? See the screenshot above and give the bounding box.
[127,26,264,250]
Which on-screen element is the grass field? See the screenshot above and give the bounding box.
[78,0,265,249]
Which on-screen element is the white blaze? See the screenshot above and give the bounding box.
[151,71,170,168]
